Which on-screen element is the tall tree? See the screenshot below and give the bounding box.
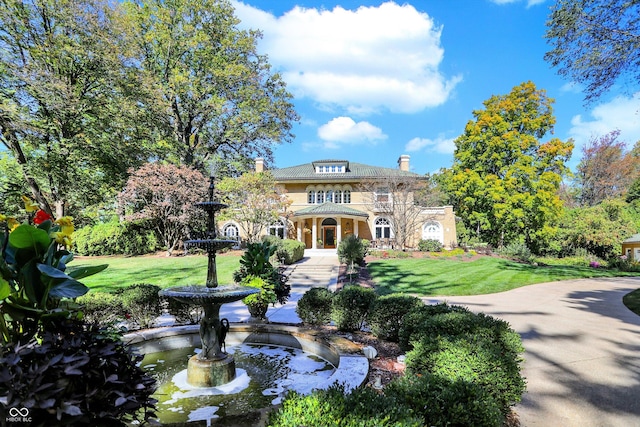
[576,130,640,206]
[448,82,574,250]
[0,0,155,217]
[124,0,299,170]
[545,0,640,102]
[217,172,291,243]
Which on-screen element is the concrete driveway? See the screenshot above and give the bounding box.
[426,277,640,427]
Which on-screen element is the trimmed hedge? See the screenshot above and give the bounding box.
[115,284,162,329]
[369,294,423,342]
[77,292,124,325]
[296,287,334,325]
[262,236,305,265]
[331,286,377,332]
[418,238,443,252]
[74,219,158,256]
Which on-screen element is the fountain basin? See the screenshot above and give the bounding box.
[159,285,259,305]
[125,324,369,425]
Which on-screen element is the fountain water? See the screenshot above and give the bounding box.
[159,175,259,387]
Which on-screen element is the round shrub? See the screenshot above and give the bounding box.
[386,374,503,427]
[402,308,526,416]
[0,317,156,426]
[74,219,158,256]
[77,292,124,325]
[418,238,444,252]
[296,287,334,325]
[369,293,423,342]
[115,284,162,329]
[398,302,469,351]
[331,285,377,331]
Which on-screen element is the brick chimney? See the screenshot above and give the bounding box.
[398,154,410,171]
[255,158,265,173]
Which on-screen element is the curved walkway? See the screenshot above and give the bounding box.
[425,277,640,427]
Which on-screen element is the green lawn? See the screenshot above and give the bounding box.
[73,254,241,293]
[367,256,640,296]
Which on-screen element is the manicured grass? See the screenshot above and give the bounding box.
[73,254,241,293]
[623,289,640,316]
[367,256,639,296]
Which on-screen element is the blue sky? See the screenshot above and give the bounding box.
[231,0,640,175]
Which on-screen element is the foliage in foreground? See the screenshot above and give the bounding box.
[331,285,377,331]
[269,302,525,426]
[0,317,156,426]
[296,287,334,325]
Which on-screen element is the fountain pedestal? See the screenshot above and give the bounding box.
[159,175,259,388]
[187,355,236,387]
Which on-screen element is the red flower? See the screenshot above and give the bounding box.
[33,209,53,225]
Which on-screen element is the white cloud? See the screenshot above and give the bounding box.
[232,1,461,114]
[568,93,640,151]
[317,117,387,146]
[405,135,455,154]
[560,82,584,94]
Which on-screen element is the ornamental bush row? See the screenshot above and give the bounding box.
[283,289,526,426]
[74,219,159,256]
[78,283,203,329]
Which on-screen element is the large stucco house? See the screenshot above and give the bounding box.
[221,155,457,250]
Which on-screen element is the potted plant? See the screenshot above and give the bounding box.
[233,241,291,306]
[240,276,276,321]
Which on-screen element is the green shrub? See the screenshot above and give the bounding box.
[331,286,377,331]
[276,239,306,264]
[337,235,368,271]
[234,241,291,304]
[163,297,202,325]
[398,303,469,351]
[115,284,162,329]
[386,374,503,427]
[77,292,124,325]
[418,239,443,252]
[74,219,158,256]
[369,294,423,342]
[498,242,533,263]
[296,288,334,325]
[266,385,423,427]
[0,318,156,426]
[401,306,526,415]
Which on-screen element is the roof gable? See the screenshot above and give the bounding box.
[271,160,420,181]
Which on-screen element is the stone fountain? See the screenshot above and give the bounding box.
[159,175,258,387]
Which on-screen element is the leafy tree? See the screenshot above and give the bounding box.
[360,175,428,249]
[0,0,155,217]
[124,0,299,170]
[551,198,637,259]
[448,82,574,250]
[545,0,640,102]
[118,163,208,255]
[217,171,291,243]
[576,130,640,206]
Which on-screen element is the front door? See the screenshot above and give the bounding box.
[324,227,336,248]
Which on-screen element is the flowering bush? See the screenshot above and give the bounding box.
[0,196,107,343]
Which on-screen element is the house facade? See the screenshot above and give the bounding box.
[222,155,457,250]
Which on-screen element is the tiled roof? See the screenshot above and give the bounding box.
[293,202,369,218]
[623,233,640,243]
[270,161,420,181]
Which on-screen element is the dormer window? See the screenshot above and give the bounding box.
[313,160,348,174]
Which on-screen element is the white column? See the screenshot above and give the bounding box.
[296,221,302,242]
[354,219,359,237]
[337,217,342,246]
[312,218,317,249]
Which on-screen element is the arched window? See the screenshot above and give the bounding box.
[307,190,316,204]
[344,190,351,204]
[375,217,392,239]
[317,190,324,204]
[422,221,443,243]
[268,219,286,239]
[326,190,334,203]
[223,223,239,239]
[334,190,342,204]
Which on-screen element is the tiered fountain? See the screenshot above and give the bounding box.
[159,175,258,387]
